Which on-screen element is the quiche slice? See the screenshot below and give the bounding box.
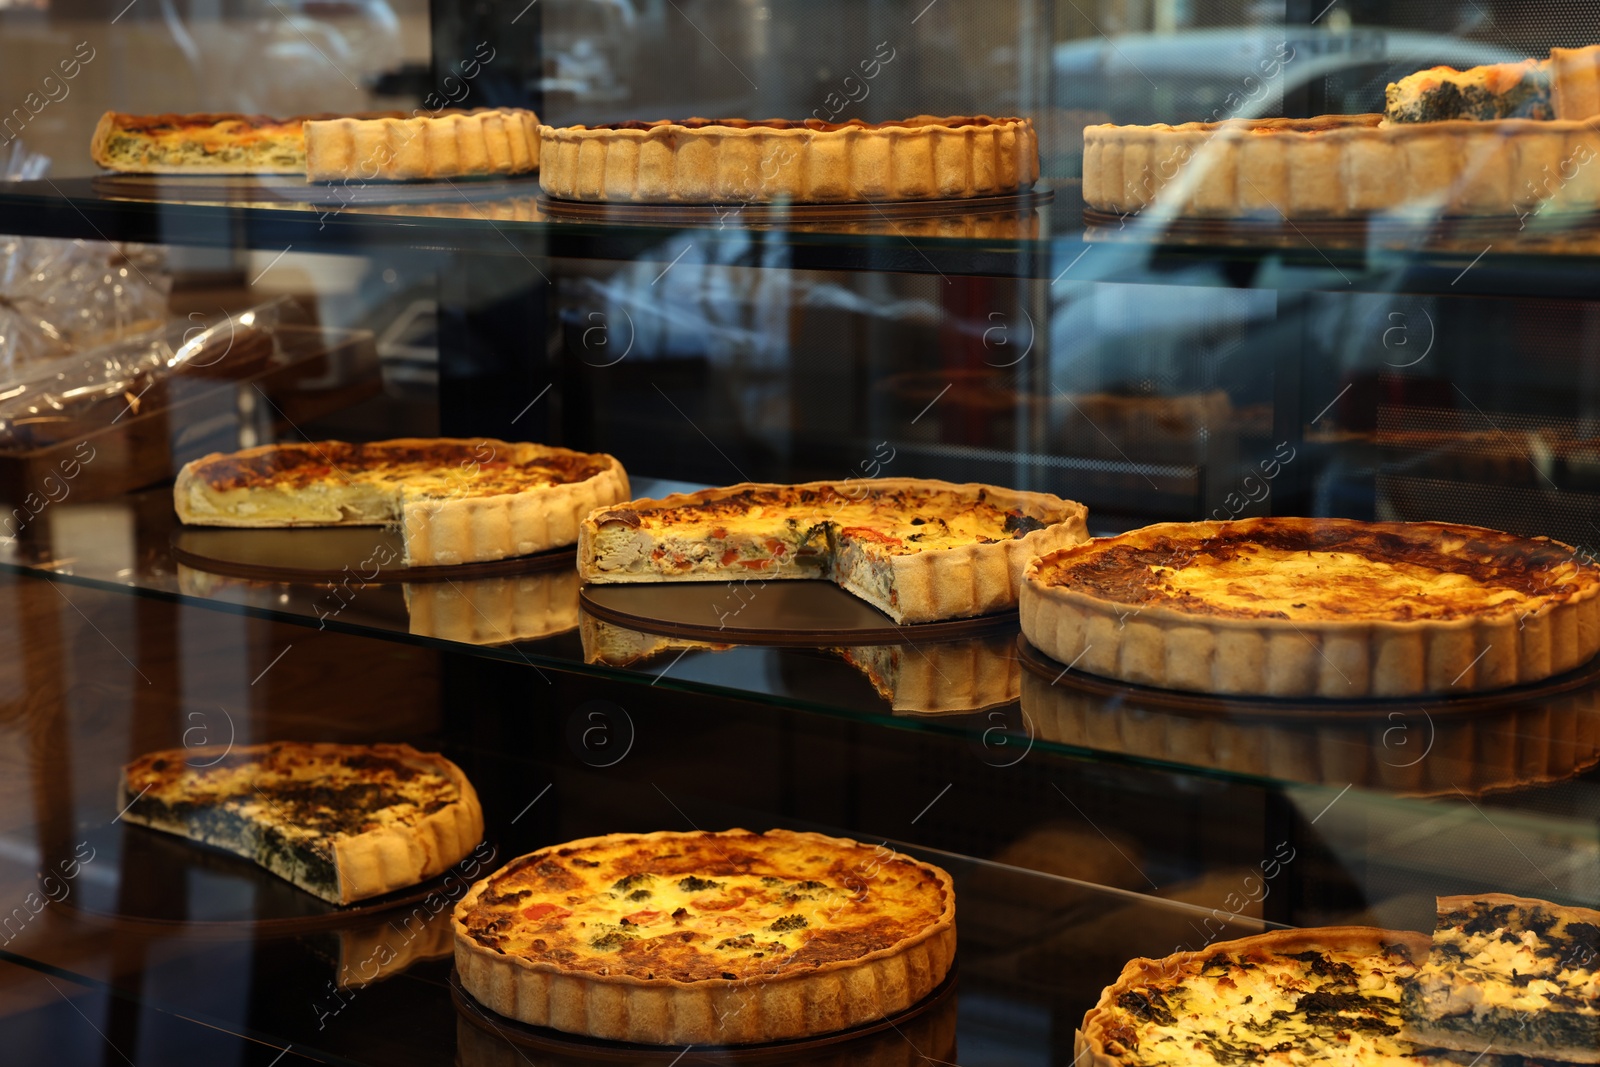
[1402,893,1600,1061]
[90,111,352,174]
[118,742,484,905]
[578,479,1089,624]
[1022,517,1600,698]
[174,438,629,567]
[1078,927,1534,1067]
[452,829,956,1045]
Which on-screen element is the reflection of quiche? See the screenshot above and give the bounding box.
[1403,893,1600,1061]
[1077,927,1526,1067]
[1385,47,1600,124]
[540,115,1038,203]
[174,438,629,566]
[452,829,956,1044]
[579,480,1088,623]
[118,742,483,904]
[1022,517,1600,698]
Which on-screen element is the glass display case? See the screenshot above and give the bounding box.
[0,1,1597,1064]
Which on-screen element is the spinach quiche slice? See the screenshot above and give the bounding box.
[1078,927,1532,1067]
[1022,517,1600,698]
[174,438,629,567]
[452,828,955,1045]
[1402,893,1600,1061]
[118,742,483,905]
[578,479,1089,623]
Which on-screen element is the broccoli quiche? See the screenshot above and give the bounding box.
[578,479,1088,623]
[118,742,483,905]
[1402,893,1600,1061]
[452,828,956,1044]
[1021,517,1600,698]
[1078,926,1536,1067]
[174,438,629,567]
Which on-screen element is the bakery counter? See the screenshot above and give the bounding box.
[6,178,1600,297]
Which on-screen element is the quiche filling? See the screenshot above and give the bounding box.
[94,114,317,173]
[1037,519,1594,623]
[120,743,466,903]
[457,830,949,983]
[1385,60,1553,124]
[1403,896,1600,1055]
[587,483,1069,620]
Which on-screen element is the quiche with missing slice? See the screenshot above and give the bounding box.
[1022,517,1600,698]
[1078,927,1530,1067]
[174,438,629,566]
[578,479,1089,623]
[118,742,483,905]
[452,829,955,1044]
[1402,893,1600,1061]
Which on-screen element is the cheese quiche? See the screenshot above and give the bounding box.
[1403,893,1600,1061]
[452,829,956,1044]
[578,479,1089,623]
[1078,927,1535,1067]
[174,438,629,567]
[118,742,483,905]
[1022,517,1600,698]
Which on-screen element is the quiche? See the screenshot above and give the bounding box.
[90,111,343,174]
[1385,60,1554,123]
[540,115,1038,203]
[303,108,540,182]
[1402,893,1600,1061]
[452,829,955,1045]
[578,479,1089,624]
[1385,47,1600,124]
[174,438,629,567]
[117,742,483,905]
[1078,927,1530,1067]
[1021,517,1600,698]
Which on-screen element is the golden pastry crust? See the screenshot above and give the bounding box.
[1082,113,1600,218]
[117,742,483,905]
[578,478,1089,624]
[1021,517,1600,698]
[1077,927,1440,1067]
[173,438,629,567]
[452,829,956,1045]
[1020,659,1600,796]
[405,570,579,645]
[303,108,540,182]
[1552,46,1600,120]
[540,115,1038,203]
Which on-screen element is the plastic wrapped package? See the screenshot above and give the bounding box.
[0,238,170,373]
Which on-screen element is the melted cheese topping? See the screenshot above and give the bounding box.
[1037,518,1596,622]
[1409,899,1600,1019]
[1097,937,1455,1067]
[458,831,949,983]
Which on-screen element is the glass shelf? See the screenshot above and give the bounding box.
[4,477,1599,827]
[4,178,1600,297]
